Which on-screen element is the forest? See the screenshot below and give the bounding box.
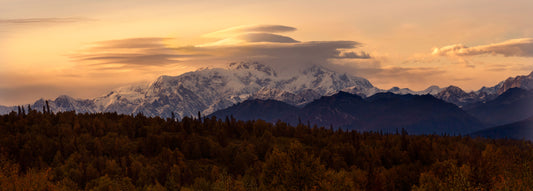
[0,107,532,190]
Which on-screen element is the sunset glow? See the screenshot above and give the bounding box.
[1,0,533,105]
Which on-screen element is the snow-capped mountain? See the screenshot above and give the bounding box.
[132,62,378,118]
[498,71,533,94]
[434,71,533,107]
[1,62,532,118]
[6,62,379,118]
[0,105,16,114]
[384,85,443,96]
[433,86,481,107]
[32,95,97,113]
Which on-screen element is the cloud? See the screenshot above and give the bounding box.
[326,57,447,90]
[196,25,371,71]
[77,53,185,67]
[71,38,203,69]
[91,38,173,50]
[452,77,473,81]
[337,51,371,59]
[204,24,296,37]
[184,40,370,73]
[201,33,299,46]
[239,33,299,43]
[0,17,93,24]
[71,25,372,75]
[432,38,533,57]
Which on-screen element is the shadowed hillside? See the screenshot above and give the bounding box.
[211,92,484,135]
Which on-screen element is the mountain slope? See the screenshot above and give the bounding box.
[1,64,531,122]
[471,116,533,141]
[498,71,533,94]
[1,62,378,118]
[210,92,484,135]
[464,88,533,126]
[434,86,481,107]
[209,99,298,122]
[0,105,16,114]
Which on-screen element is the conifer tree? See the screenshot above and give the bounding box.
[45,100,50,114]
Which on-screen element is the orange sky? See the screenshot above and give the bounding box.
[1,0,533,105]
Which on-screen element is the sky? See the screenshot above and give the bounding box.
[1,0,533,105]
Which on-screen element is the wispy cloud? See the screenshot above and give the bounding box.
[91,38,172,50]
[0,17,93,24]
[204,24,296,37]
[201,33,299,46]
[432,38,533,57]
[237,33,299,43]
[71,38,202,69]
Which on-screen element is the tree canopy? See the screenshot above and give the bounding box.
[0,109,532,190]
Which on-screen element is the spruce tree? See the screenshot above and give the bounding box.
[45,100,50,114]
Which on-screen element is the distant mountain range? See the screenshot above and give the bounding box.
[1,62,532,136]
[210,91,485,135]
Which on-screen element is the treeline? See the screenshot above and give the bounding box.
[0,109,532,190]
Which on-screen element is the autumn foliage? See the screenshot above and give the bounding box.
[0,109,532,190]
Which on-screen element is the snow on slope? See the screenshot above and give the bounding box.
[1,62,530,118]
[1,62,378,118]
[129,62,378,118]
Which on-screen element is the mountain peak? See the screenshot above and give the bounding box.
[498,71,533,94]
[55,95,75,101]
[302,64,329,74]
[443,85,465,93]
[332,91,359,98]
[389,87,401,91]
[0,61,377,118]
[424,85,441,92]
[434,86,477,107]
[228,62,277,76]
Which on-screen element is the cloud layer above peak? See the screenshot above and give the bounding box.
[432,38,533,57]
[71,25,372,73]
[204,25,297,37]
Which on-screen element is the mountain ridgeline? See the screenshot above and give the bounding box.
[471,116,533,140]
[3,62,379,119]
[1,62,533,136]
[210,92,485,135]
[465,88,533,126]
